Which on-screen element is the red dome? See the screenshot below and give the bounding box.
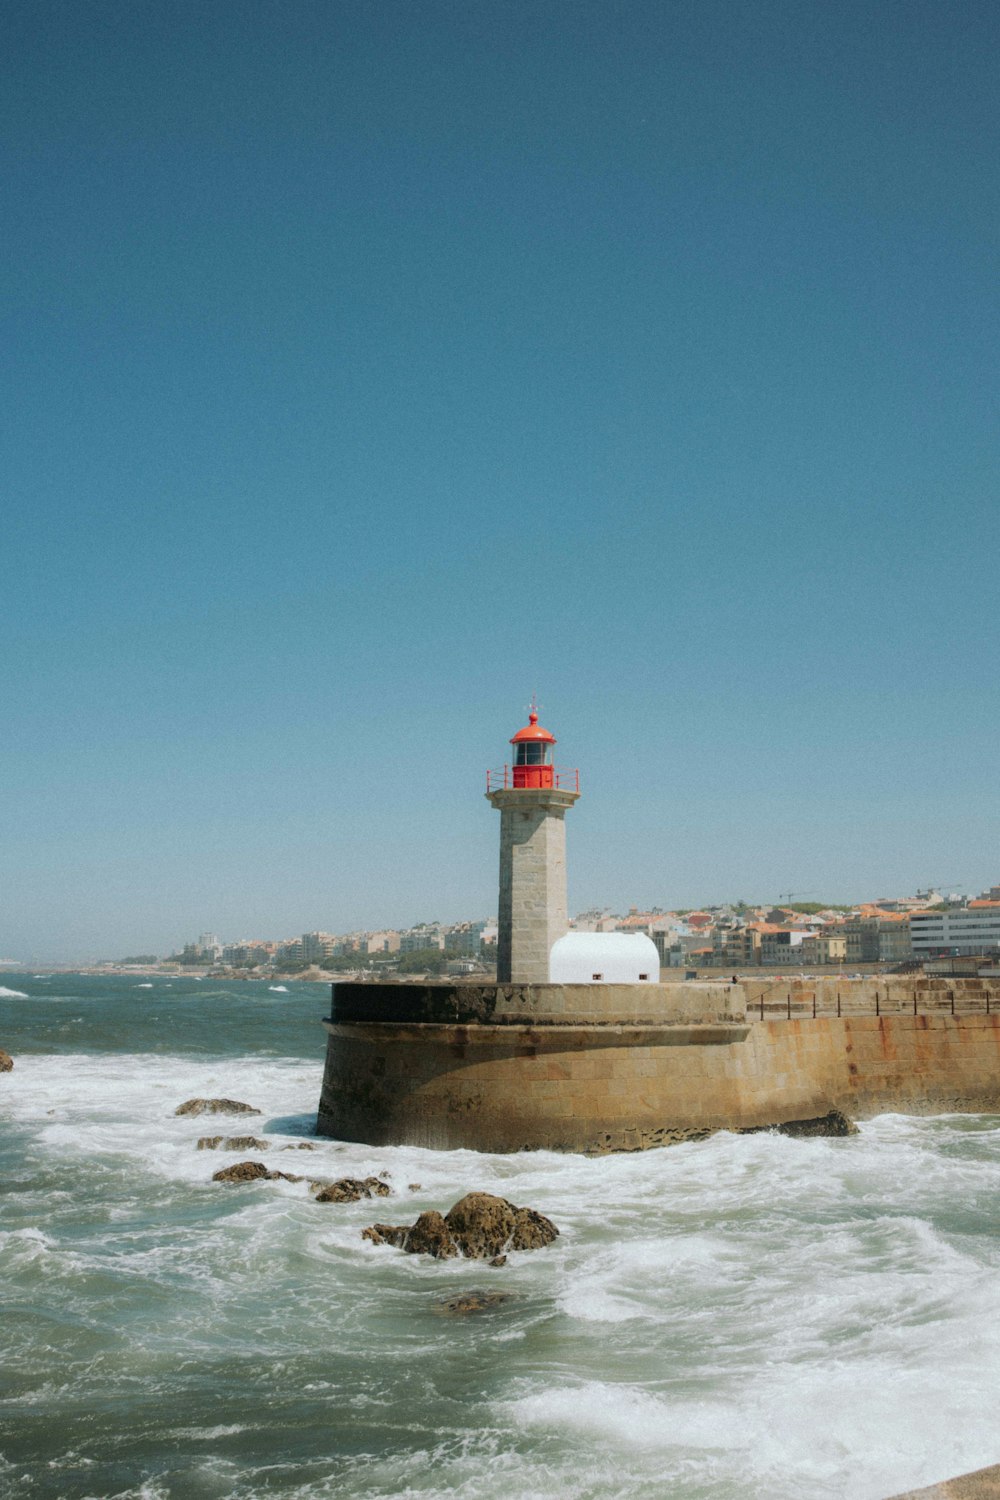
[510,708,556,745]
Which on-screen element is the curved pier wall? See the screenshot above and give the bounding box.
[316,980,1000,1153]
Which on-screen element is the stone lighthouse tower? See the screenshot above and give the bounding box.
[486,703,580,983]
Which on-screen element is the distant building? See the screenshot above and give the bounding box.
[800,931,848,965]
[300,932,337,963]
[712,925,762,968]
[444,921,491,957]
[650,918,690,967]
[759,927,812,966]
[400,924,445,953]
[911,905,1000,958]
[365,930,401,955]
[837,915,912,964]
[222,941,275,966]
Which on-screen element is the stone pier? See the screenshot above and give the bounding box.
[316,979,1000,1153]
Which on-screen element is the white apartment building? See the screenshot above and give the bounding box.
[910,906,1000,957]
[399,924,446,953]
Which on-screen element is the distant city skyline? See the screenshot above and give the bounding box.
[8,878,1000,967]
[4,2,998,962]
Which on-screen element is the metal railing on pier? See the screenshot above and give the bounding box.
[744,986,997,1022]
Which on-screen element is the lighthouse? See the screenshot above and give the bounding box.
[486,703,580,983]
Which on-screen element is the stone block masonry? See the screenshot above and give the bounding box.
[316,979,1000,1153]
[486,786,579,983]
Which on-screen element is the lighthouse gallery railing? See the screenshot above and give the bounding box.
[486,766,580,793]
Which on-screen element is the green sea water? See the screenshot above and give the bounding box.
[2,973,1000,1500]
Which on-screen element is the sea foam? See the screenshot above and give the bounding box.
[4,980,1000,1500]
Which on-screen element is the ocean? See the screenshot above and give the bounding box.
[2,974,999,1500]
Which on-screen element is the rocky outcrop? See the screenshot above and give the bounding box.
[197,1135,269,1150]
[314,1176,392,1204]
[363,1191,558,1260]
[740,1109,858,1139]
[212,1161,303,1184]
[0,1050,13,1072]
[366,1209,459,1257]
[176,1098,261,1117]
[449,1192,557,1255]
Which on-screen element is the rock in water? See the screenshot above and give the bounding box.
[443,1193,517,1259]
[363,1210,458,1257]
[775,1110,858,1138]
[433,1289,512,1316]
[739,1110,858,1139]
[175,1098,261,1117]
[0,1051,13,1072]
[213,1160,272,1183]
[408,1211,461,1257]
[314,1176,392,1204]
[446,1193,559,1257]
[362,1192,558,1260]
[197,1135,270,1151]
[212,1161,303,1184]
[509,1205,561,1250]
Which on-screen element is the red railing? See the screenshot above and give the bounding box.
[486,765,580,793]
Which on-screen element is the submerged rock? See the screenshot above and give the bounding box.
[0,1050,13,1073]
[363,1191,558,1260]
[281,1142,316,1150]
[176,1098,261,1117]
[314,1176,392,1204]
[197,1135,269,1151]
[433,1289,512,1316]
[740,1109,858,1139]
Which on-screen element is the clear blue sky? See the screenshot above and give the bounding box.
[4,0,998,960]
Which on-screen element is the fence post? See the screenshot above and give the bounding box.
[760,994,764,1021]
[837,992,841,1018]
[950,990,955,1015]
[914,991,917,1016]
[812,993,816,1019]
[787,992,791,1020]
[875,991,879,1017]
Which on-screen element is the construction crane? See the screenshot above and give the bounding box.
[918,881,963,900]
[776,891,815,904]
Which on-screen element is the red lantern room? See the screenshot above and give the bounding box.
[510,706,556,788]
[486,700,580,794]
